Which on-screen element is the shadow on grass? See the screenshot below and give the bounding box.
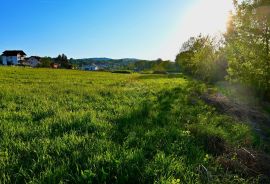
[109,85,270,183]
[137,73,185,80]
[111,87,184,142]
[109,87,207,183]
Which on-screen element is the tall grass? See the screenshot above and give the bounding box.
[0,67,260,183]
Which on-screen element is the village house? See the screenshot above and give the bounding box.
[27,56,41,67]
[81,64,99,71]
[51,63,61,69]
[1,50,27,65]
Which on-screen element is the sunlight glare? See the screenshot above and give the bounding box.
[151,0,233,60]
[181,0,233,36]
[164,0,233,60]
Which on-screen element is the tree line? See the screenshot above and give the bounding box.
[126,58,177,72]
[175,0,270,101]
[39,54,73,69]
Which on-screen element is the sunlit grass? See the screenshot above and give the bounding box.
[0,67,259,183]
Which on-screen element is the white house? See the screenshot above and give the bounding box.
[81,64,99,71]
[1,50,27,65]
[27,56,41,67]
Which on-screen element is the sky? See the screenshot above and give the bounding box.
[0,0,233,60]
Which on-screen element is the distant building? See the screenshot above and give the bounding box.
[27,56,41,67]
[81,64,99,71]
[95,64,109,70]
[1,50,27,65]
[51,63,61,69]
[18,60,30,67]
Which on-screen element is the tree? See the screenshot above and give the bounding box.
[152,60,176,72]
[225,0,270,99]
[55,54,71,69]
[175,50,193,73]
[176,35,226,82]
[39,57,52,68]
[153,58,165,71]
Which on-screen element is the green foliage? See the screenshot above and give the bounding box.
[175,35,227,83]
[39,57,52,68]
[225,0,270,100]
[0,67,262,183]
[175,50,193,73]
[55,54,72,69]
[132,59,177,72]
[175,0,270,101]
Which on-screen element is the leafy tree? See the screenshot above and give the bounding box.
[176,35,226,82]
[225,0,270,99]
[39,57,52,68]
[134,60,155,71]
[153,58,165,71]
[55,54,71,69]
[153,60,176,72]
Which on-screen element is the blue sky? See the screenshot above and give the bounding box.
[0,0,232,60]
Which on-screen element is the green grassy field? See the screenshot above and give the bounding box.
[0,67,264,183]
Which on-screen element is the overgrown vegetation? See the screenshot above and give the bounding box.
[175,35,227,83]
[175,0,270,101]
[0,67,268,183]
[225,0,270,100]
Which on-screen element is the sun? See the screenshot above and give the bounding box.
[154,0,234,60]
[179,0,233,38]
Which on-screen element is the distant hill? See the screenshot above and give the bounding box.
[121,58,140,61]
[74,58,139,62]
[84,58,113,61]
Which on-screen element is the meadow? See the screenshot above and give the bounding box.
[0,67,266,183]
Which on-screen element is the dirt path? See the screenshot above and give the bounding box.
[201,92,270,142]
[200,92,270,180]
